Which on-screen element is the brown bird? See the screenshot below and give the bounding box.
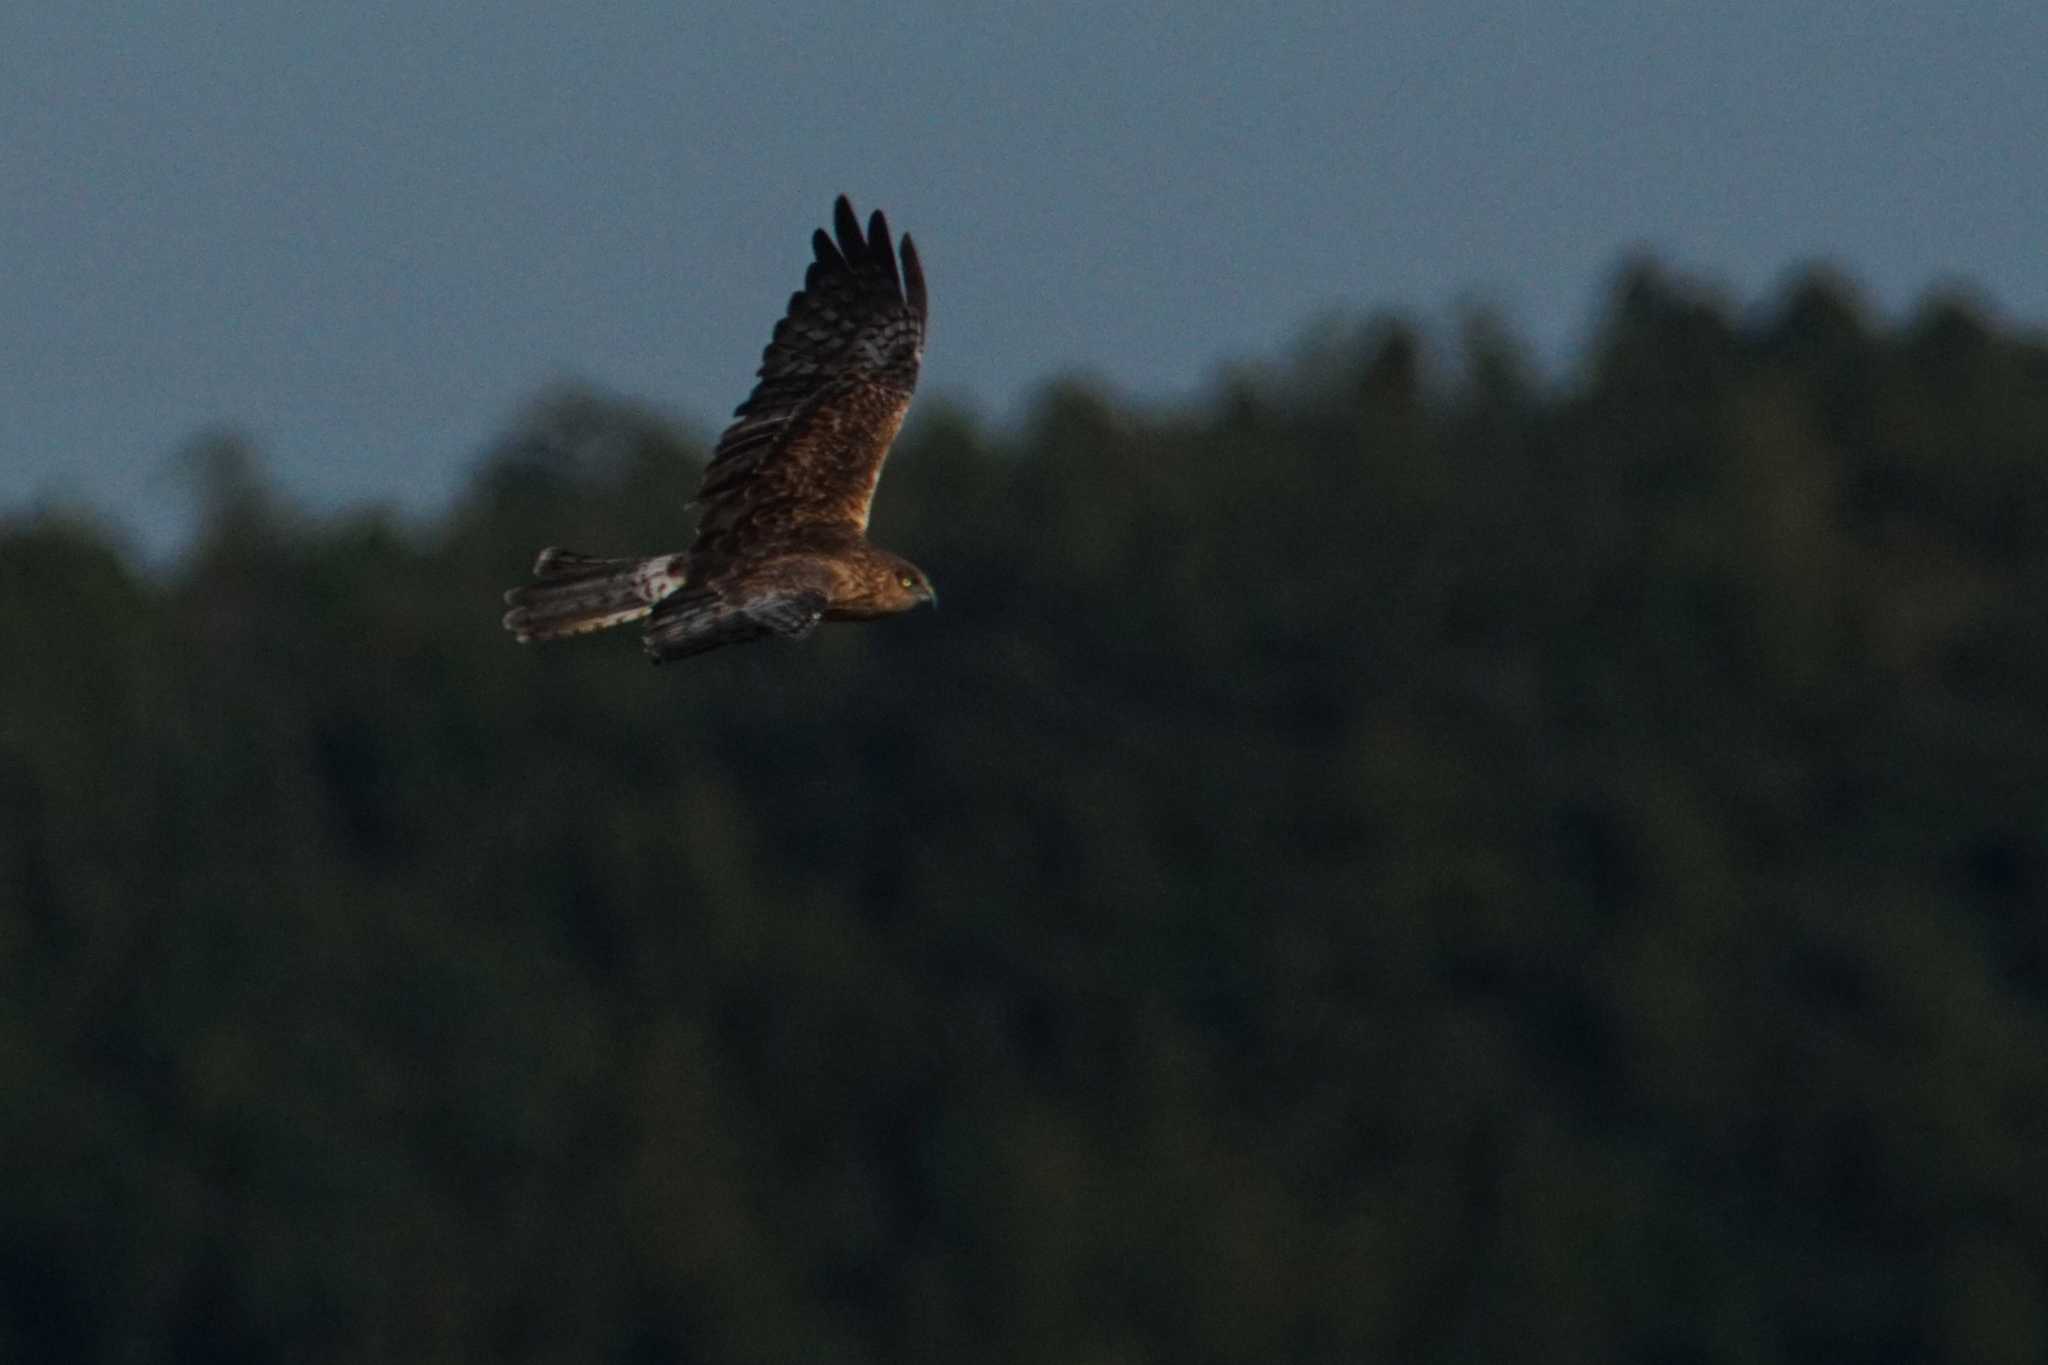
[502,195,933,663]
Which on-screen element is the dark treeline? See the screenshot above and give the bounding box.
[3,264,2046,1363]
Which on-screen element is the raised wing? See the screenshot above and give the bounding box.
[689,196,927,556]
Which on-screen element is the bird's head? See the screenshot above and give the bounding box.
[827,545,936,619]
[881,556,937,612]
[847,548,935,617]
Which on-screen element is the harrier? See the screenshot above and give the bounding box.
[502,195,933,662]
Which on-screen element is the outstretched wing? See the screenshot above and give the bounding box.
[688,196,927,560]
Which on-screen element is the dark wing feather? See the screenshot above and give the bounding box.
[688,196,927,563]
[641,564,832,663]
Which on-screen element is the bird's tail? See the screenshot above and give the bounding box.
[501,548,686,643]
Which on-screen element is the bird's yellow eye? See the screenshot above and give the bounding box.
[898,573,916,590]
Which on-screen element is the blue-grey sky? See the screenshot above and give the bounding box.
[5,2,2044,552]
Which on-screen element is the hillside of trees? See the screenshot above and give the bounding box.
[2,264,2046,1363]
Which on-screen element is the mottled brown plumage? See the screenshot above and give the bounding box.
[501,196,933,663]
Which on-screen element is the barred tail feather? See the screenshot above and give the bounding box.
[501,548,687,643]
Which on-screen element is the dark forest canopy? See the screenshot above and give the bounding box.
[2,265,2046,1363]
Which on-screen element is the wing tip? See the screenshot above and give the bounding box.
[812,227,844,272]
[899,233,927,320]
[833,195,865,261]
[815,196,921,314]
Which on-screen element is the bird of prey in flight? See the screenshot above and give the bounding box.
[502,195,933,663]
